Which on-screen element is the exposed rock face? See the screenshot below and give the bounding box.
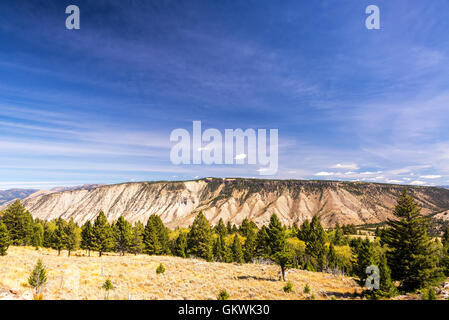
[5,178,449,228]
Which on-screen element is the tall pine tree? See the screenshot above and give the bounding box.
[187,212,213,261]
[382,189,442,291]
[92,211,114,257]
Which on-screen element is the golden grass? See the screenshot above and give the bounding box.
[0,246,361,300]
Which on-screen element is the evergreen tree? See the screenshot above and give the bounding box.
[80,221,94,256]
[366,252,397,299]
[333,223,344,245]
[354,238,376,285]
[271,247,295,281]
[243,228,257,263]
[174,232,187,258]
[52,218,67,256]
[383,189,442,291]
[113,216,132,256]
[143,219,162,255]
[255,225,270,258]
[0,221,10,256]
[187,212,213,261]
[232,234,244,263]
[31,222,44,249]
[92,211,114,257]
[149,215,171,254]
[442,227,449,248]
[327,243,340,270]
[297,219,311,242]
[1,200,33,246]
[239,218,252,237]
[213,234,230,262]
[64,218,79,257]
[215,218,227,238]
[267,214,286,254]
[226,221,232,235]
[28,259,47,294]
[43,222,55,248]
[129,222,144,255]
[267,214,294,280]
[305,215,327,271]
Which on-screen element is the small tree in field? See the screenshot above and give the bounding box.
[217,289,230,300]
[102,279,114,300]
[28,259,47,296]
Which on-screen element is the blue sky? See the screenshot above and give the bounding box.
[1,0,449,189]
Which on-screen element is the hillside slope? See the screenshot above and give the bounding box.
[5,178,449,228]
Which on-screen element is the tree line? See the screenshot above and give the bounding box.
[1,189,449,298]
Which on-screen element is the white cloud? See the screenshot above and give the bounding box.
[420,175,442,179]
[386,179,403,184]
[410,180,426,185]
[330,163,359,170]
[315,171,335,176]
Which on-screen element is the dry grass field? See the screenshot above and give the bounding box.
[0,246,361,300]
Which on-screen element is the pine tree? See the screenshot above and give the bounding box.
[187,212,213,261]
[215,218,227,238]
[267,214,294,280]
[267,214,286,254]
[174,232,187,258]
[31,222,44,249]
[232,234,244,263]
[226,221,232,235]
[297,220,310,242]
[243,228,256,263]
[383,189,442,291]
[143,219,162,255]
[52,218,67,256]
[28,259,47,294]
[64,218,79,257]
[355,238,376,285]
[1,200,33,246]
[129,222,144,255]
[80,221,94,256]
[327,243,340,270]
[305,215,327,271]
[92,211,114,257]
[333,223,344,245]
[43,222,55,248]
[442,227,449,248]
[0,221,10,256]
[239,218,252,237]
[147,215,171,254]
[368,252,397,299]
[255,225,270,258]
[113,216,132,256]
[213,234,230,262]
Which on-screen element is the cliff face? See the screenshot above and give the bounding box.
[5,178,449,228]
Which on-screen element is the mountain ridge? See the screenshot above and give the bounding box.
[4,178,449,228]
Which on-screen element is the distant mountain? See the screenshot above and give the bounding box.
[8,178,449,228]
[0,189,38,205]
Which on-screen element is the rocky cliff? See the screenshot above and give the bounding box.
[4,178,449,228]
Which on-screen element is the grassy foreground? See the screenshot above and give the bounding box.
[0,246,361,300]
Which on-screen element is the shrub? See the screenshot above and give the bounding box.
[156,263,165,274]
[283,281,293,293]
[304,283,311,294]
[102,279,114,300]
[423,287,437,300]
[217,289,230,300]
